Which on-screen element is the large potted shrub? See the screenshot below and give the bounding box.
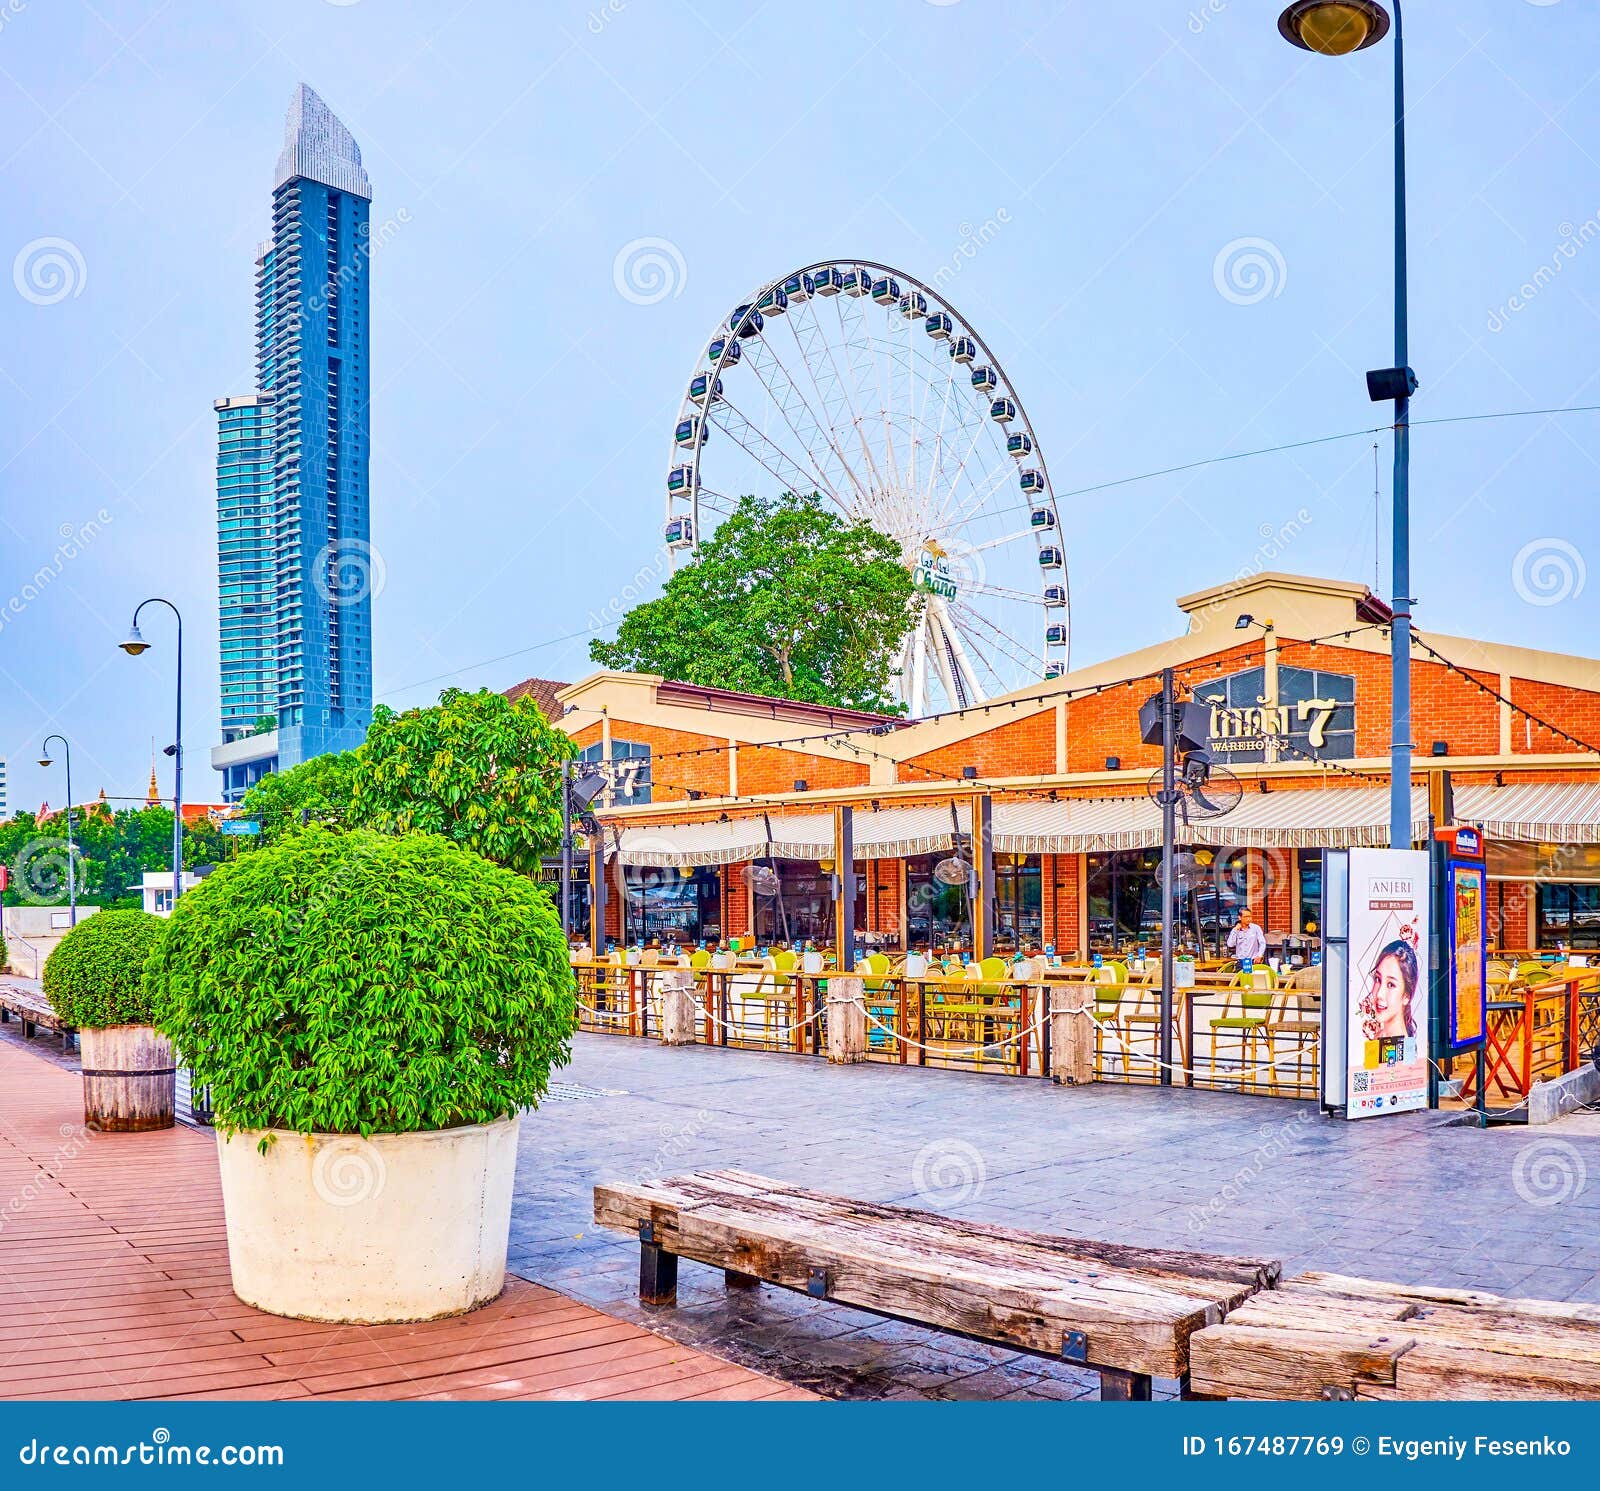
[43,909,173,1132]
[145,827,575,1323]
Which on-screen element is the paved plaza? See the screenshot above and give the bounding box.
[507,1033,1600,1399]
[4,1019,1596,1401]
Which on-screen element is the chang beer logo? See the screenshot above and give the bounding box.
[912,541,959,601]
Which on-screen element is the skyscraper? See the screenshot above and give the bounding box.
[212,85,374,803]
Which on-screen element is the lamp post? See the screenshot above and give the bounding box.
[120,598,184,909]
[1278,0,1416,850]
[37,734,76,926]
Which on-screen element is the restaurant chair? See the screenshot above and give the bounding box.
[1207,983,1275,1094]
[1263,968,1321,1097]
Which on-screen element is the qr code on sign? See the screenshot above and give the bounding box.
[1351,1071,1370,1094]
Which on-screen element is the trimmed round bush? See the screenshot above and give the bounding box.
[144,827,575,1136]
[43,909,165,1028]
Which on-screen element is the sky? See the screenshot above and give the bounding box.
[2,0,1599,817]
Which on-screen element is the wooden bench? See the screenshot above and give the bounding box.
[0,983,73,1047]
[593,1169,1280,1399]
[1190,1270,1600,1400]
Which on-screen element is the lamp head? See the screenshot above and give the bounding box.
[1234,613,1255,631]
[1278,1,1390,56]
[119,623,150,656]
[37,756,51,769]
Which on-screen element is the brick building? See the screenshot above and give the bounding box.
[525,573,1600,959]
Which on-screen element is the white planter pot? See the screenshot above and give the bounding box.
[215,1113,520,1323]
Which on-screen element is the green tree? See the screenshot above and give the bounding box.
[590,491,917,714]
[349,688,573,877]
[239,750,358,843]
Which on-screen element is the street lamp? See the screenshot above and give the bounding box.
[37,734,76,926]
[120,598,184,910]
[1278,0,1416,851]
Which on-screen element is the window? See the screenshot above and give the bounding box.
[993,855,1042,953]
[1297,849,1323,936]
[1537,883,1600,950]
[1086,848,1246,956]
[579,739,651,806]
[625,866,719,946]
[905,852,973,952]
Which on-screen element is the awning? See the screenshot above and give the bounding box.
[611,813,830,867]
[992,797,1161,854]
[1455,783,1600,844]
[993,787,1432,853]
[608,803,967,866]
[853,803,968,859]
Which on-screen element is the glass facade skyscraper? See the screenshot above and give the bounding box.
[213,85,374,802]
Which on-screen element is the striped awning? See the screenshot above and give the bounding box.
[611,781,1600,865]
[992,787,1432,853]
[1455,783,1600,844]
[853,803,968,859]
[611,813,831,867]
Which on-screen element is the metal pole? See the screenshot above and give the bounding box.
[42,735,75,926]
[1159,667,1176,1086]
[560,759,573,939]
[173,606,184,907]
[1388,0,1413,851]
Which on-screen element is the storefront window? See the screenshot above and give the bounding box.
[1537,883,1600,950]
[751,861,863,948]
[625,866,719,946]
[905,852,972,952]
[1297,849,1323,936]
[993,855,1042,953]
[1087,848,1245,955]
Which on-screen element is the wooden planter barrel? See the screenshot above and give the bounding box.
[79,1025,176,1132]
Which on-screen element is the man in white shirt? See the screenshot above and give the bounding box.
[1226,906,1267,963]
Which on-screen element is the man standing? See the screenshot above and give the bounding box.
[1226,905,1267,964]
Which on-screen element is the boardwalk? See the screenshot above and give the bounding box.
[0,1039,808,1401]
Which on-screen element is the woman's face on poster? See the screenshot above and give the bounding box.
[1369,952,1411,1037]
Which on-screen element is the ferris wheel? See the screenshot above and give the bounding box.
[664,260,1067,717]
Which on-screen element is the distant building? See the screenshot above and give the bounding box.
[212,84,375,804]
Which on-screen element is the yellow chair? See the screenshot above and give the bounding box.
[1209,986,1275,1092]
[1263,979,1321,1097]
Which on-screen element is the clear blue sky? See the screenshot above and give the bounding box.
[3,0,1599,816]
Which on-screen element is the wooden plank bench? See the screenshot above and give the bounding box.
[593,1169,1280,1399]
[0,983,73,1047]
[1190,1270,1600,1400]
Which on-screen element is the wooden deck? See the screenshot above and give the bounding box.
[0,1040,809,1401]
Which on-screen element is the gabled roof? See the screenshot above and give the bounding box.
[505,677,570,723]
